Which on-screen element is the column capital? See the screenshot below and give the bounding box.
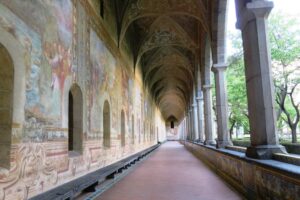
[236,0,273,30]
[247,1,273,18]
[196,97,203,101]
[212,63,228,73]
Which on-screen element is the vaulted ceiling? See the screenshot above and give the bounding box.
[109,0,222,123]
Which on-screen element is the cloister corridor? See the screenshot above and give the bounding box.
[0,0,300,199]
[96,142,242,200]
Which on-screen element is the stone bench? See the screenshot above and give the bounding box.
[30,144,160,200]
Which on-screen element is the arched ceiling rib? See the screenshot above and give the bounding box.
[112,0,219,122]
[119,0,209,45]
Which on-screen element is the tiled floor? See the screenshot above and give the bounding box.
[97,142,242,200]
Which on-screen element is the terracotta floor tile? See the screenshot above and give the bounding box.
[97,142,242,200]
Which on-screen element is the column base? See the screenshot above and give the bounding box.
[199,139,205,143]
[216,140,233,148]
[246,145,287,159]
[204,140,216,146]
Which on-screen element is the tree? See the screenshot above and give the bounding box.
[269,12,300,143]
[226,33,249,138]
[226,12,300,143]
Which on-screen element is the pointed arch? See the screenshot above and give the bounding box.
[68,84,83,154]
[103,100,111,147]
[121,110,126,146]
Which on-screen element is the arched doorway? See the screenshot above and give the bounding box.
[103,100,110,147]
[0,43,13,168]
[68,84,83,154]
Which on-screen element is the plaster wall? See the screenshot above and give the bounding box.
[0,1,166,199]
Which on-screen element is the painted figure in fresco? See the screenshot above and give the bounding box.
[44,41,72,117]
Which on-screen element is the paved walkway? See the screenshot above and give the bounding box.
[97,142,242,200]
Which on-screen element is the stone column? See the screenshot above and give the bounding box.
[212,64,233,148]
[236,0,286,158]
[186,113,190,140]
[203,85,215,145]
[196,95,204,142]
[192,103,199,141]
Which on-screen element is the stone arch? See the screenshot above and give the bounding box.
[119,0,209,45]
[103,100,111,148]
[68,84,83,154]
[0,27,26,169]
[121,109,125,146]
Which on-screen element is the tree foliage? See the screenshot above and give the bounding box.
[226,12,300,142]
[269,12,300,143]
[227,33,249,137]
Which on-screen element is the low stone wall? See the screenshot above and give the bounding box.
[232,140,300,154]
[183,141,300,200]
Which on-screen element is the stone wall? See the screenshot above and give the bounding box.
[184,141,300,200]
[0,1,166,199]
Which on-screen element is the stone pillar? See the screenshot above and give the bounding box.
[236,0,286,158]
[212,64,233,148]
[196,96,204,142]
[203,85,215,145]
[186,113,190,140]
[192,103,199,141]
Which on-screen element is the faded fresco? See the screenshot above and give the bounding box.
[0,0,73,142]
[89,29,116,135]
[0,1,166,199]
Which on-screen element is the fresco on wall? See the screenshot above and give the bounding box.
[0,4,42,110]
[89,30,116,133]
[90,30,116,91]
[0,1,164,199]
[0,1,73,142]
[0,1,73,120]
[41,0,73,120]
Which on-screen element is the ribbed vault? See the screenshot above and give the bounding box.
[111,0,223,123]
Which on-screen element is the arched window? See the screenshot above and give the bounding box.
[131,115,134,144]
[100,0,104,18]
[0,43,13,169]
[121,110,125,146]
[171,121,174,129]
[103,100,110,147]
[68,84,83,154]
